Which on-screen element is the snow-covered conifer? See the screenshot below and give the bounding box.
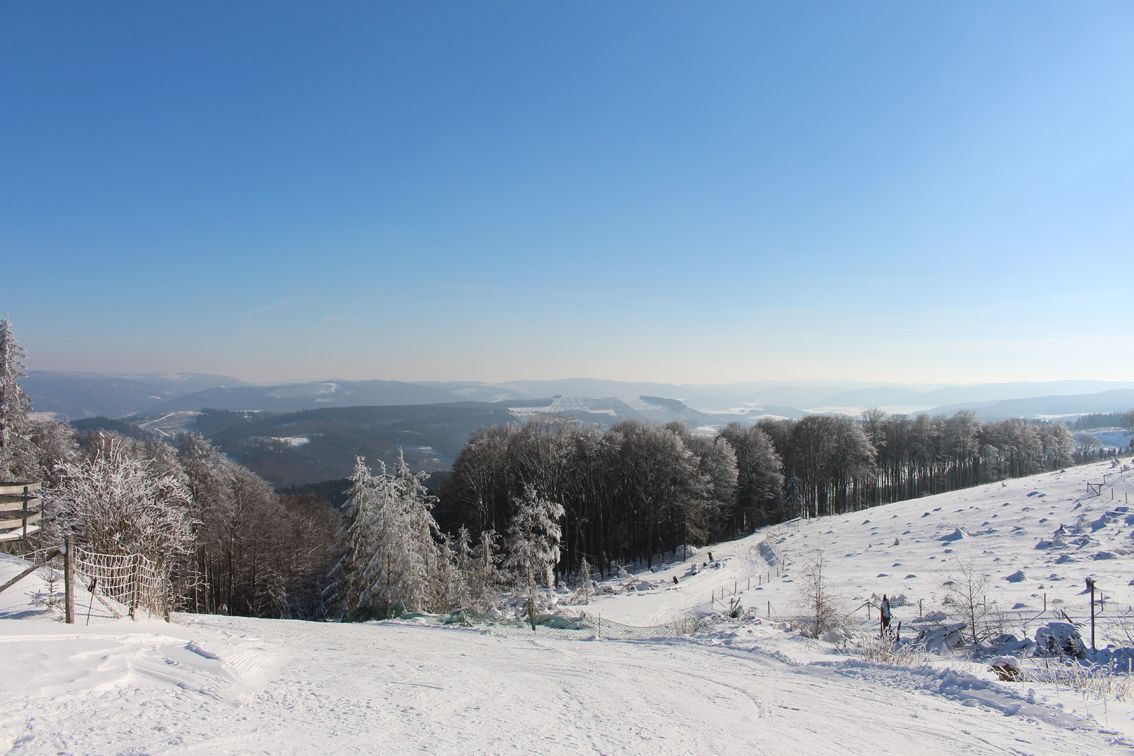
[468,528,500,610]
[0,316,38,479]
[504,485,564,628]
[573,556,594,605]
[326,457,382,616]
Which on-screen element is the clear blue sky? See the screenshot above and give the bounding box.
[2,1,1132,384]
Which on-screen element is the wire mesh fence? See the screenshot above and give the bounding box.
[72,546,171,620]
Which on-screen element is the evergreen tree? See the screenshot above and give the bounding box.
[468,528,500,610]
[784,472,804,520]
[0,316,37,480]
[573,556,594,605]
[326,457,383,617]
[504,485,564,629]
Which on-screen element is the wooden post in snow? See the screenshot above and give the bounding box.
[64,535,75,624]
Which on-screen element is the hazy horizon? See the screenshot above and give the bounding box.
[4,2,1131,385]
[18,366,1134,394]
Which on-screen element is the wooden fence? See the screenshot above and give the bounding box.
[0,481,42,543]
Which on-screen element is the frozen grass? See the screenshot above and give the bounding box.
[1019,658,1134,703]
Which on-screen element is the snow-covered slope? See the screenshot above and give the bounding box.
[585,459,1134,644]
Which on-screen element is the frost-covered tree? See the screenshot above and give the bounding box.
[573,556,594,605]
[504,485,564,629]
[799,553,841,639]
[719,423,783,530]
[783,472,804,520]
[50,435,195,566]
[946,560,990,648]
[467,528,500,610]
[382,451,442,612]
[1038,423,1075,469]
[329,454,446,618]
[29,417,79,486]
[326,457,386,617]
[0,316,38,480]
[434,533,466,612]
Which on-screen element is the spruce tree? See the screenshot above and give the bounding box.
[0,316,37,480]
[504,485,564,629]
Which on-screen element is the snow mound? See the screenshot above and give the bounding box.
[939,527,969,542]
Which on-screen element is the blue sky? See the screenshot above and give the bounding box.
[2,1,1132,384]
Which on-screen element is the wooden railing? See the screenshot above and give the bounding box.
[0,481,42,542]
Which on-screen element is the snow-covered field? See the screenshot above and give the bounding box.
[587,458,1134,637]
[3,459,1134,753]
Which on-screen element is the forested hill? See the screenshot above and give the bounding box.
[71,396,724,487]
[202,403,518,486]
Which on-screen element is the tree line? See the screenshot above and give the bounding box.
[439,412,1081,582]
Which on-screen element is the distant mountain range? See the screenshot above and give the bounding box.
[926,389,1134,420]
[39,371,1134,487]
[24,371,1134,421]
[23,371,249,419]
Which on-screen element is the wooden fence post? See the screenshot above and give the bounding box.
[21,485,29,542]
[131,557,145,620]
[64,535,75,624]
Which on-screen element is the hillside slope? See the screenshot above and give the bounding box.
[585,459,1134,647]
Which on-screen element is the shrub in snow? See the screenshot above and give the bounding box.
[797,553,845,639]
[989,656,1021,682]
[853,635,932,667]
[945,560,991,648]
[915,623,967,652]
[49,435,195,567]
[1034,622,1086,659]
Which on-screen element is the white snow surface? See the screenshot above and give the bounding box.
[4,459,1134,753]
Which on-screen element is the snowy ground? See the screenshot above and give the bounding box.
[2,615,1131,754]
[3,459,1134,753]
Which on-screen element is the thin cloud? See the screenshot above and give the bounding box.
[244,298,295,317]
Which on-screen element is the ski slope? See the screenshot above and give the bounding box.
[2,458,1134,753]
[1,614,1130,754]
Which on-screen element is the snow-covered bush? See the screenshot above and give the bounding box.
[914,622,967,652]
[1034,622,1086,659]
[988,655,1021,681]
[797,553,846,639]
[945,560,991,647]
[49,436,195,567]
